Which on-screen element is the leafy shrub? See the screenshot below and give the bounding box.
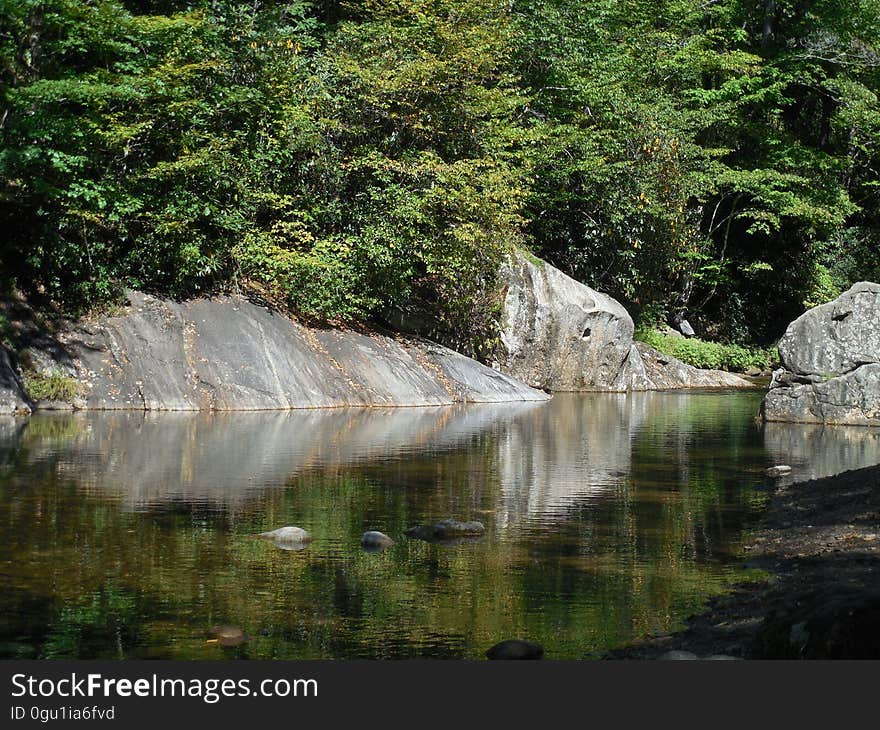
[23,371,82,402]
[635,329,778,372]
[0,1,526,356]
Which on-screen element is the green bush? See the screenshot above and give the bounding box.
[635,329,778,373]
[23,371,82,402]
[0,0,527,358]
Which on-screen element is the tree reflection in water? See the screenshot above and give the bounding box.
[2,391,870,659]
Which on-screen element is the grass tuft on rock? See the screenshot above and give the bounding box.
[23,370,82,402]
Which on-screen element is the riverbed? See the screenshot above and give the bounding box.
[2,391,878,659]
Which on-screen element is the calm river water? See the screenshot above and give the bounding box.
[2,391,879,659]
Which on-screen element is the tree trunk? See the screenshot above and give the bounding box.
[762,0,776,48]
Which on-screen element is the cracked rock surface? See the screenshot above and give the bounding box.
[497,251,635,391]
[496,251,752,392]
[54,291,548,411]
[778,282,880,377]
[762,282,880,425]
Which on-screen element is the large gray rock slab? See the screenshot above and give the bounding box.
[778,282,880,377]
[0,346,30,415]
[762,363,880,426]
[496,252,752,392]
[762,283,880,425]
[56,292,547,411]
[497,252,634,390]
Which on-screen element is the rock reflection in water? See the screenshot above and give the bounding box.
[763,421,880,482]
[0,390,821,660]
[14,404,548,508]
[9,391,776,522]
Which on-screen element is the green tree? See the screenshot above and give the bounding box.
[0,1,320,305]
[237,0,532,354]
[513,0,879,342]
[2,0,878,348]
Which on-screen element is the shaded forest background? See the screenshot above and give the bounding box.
[1,0,878,352]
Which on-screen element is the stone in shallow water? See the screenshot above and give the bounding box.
[256,526,312,545]
[209,625,247,647]
[765,465,793,477]
[486,639,544,660]
[360,531,394,550]
[404,519,485,543]
[658,650,699,660]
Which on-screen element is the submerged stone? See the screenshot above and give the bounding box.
[765,465,793,477]
[486,639,544,660]
[209,625,247,647]
[360,531,395,550]
[657,650,699,660]
[256,526,312,545]
[405,519,486,543]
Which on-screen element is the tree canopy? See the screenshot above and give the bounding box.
[1,0,878,347]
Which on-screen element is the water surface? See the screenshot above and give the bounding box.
[1,391,876,659]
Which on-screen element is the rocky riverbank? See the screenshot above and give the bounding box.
[605,462,880,659]
[1,252,754,413]
[1,291,549,412]
[495,251,753,392]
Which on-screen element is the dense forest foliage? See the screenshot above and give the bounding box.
[1,0,878,350]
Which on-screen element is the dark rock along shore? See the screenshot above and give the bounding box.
[605,463,880,659]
